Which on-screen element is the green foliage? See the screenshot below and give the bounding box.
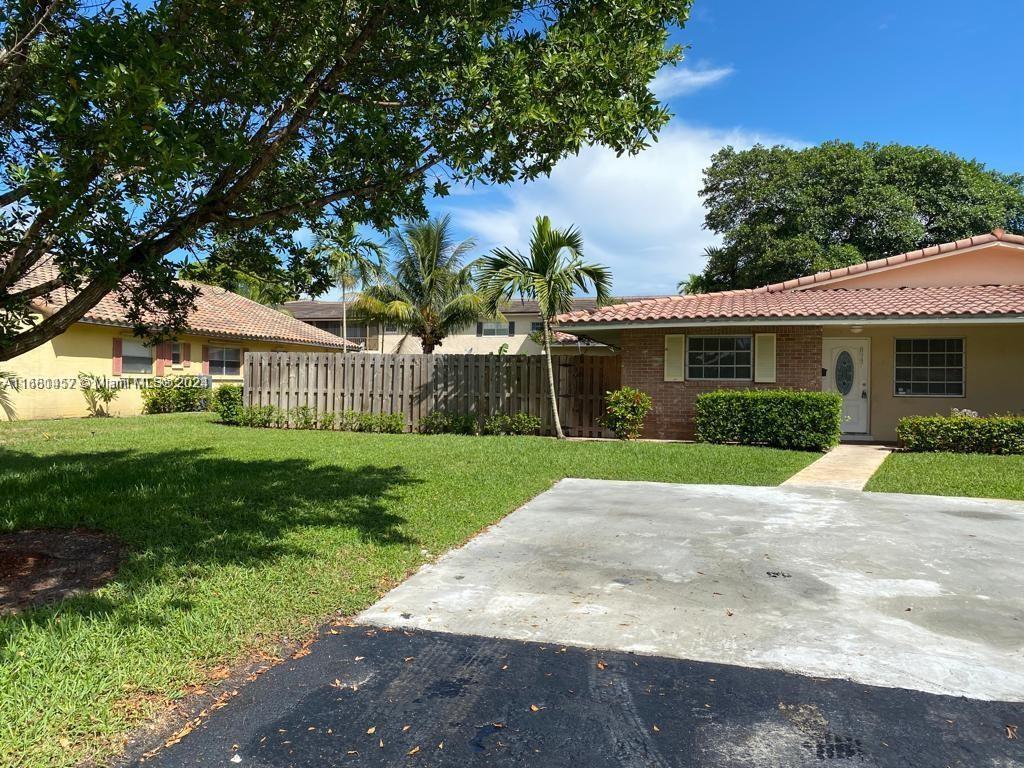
[692,142,1024,291]
[419,410,479,435]
[482,412,543,436]
[292,405,317,430]
[600,387,654,440]
[1,0,689,362]
[354,215,486,353]
[0,370,18,420]
[78,373,119,418]
[212,384,244,424]
[316,411,336,431]
[141,378,209,414]
[178,257,299,306]
[896,414,1024,454]
[477,215,612,439]
[695,390,842,451]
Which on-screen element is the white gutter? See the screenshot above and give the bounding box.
[561,315,1024,331]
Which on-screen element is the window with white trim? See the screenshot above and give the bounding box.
[894,338,964,396]
[171,342,182,366]
[121,338,153,374]
[478,321,513,337]
[530,321,544,333]
[686,335,753,380]
[208,346,242,376]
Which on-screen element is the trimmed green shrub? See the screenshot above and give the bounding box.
[354,412,404,433]
[695,389,841,451]
[213,385,244,424]
[238,405,280,428]
[418,411,479,435]
[600,386,654,440]
[142,377,210,414]
[482,412,543,436]
[292,405,317,430]
[897,414,1024,454]
[316,411,336,431]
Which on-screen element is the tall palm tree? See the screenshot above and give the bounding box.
[478,216,611,439]
[312,221,385,347]
[354,215,486,354]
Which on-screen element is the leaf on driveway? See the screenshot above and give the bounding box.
[596,660,607,670]
[366,726,376,735]
[407,745,420,755]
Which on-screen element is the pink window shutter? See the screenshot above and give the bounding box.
[201,345,210,375]
[112,338,123,375]
[155,342,171,376]
[181,342,191,368]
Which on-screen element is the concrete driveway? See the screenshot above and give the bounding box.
[145,480,1024,767]
[362,479,1024,702]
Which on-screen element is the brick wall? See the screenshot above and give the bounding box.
[619,326,823,440]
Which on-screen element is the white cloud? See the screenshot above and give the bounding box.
[652,64,734,99]
[444,123,802,295]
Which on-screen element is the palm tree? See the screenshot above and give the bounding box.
[354,215,486,354]
[478,215,611,439]
[1,370,18,420]
[312,221,385,348]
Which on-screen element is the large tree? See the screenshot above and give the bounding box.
[0,0,690,361]
[691,141,1024,292]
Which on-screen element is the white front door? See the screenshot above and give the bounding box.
[822,338,870,434]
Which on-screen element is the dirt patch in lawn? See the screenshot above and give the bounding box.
[0,528,122,614]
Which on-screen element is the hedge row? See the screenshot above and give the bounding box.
[141,378,210,414]
[695,389,842,451]
[897,415,1024,454]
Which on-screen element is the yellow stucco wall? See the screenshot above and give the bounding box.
[1,323,333,421]
[823,324,1024,440]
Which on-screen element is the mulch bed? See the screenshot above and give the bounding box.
[0,528,122,615]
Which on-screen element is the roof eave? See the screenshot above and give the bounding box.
[561,314,1024,331]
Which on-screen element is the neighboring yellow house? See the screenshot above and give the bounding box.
[283,297,638,356]
[2,273,353,421]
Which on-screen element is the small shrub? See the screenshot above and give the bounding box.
[418,411,479,435]
[600,387,654,440]
[483,412,542,436]
[695,389,841,451]
[142,377,210,415]
[317,411,336,431]
[353,412,404,433]
[292,405,317,430]
[213,385,244,425]
[79,373,119,417]
[897,414,1024,454]
[239,405,279,428]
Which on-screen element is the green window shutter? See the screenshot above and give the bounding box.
[664,334,686,382]
[508,321,515,336]
[754,333,777,383]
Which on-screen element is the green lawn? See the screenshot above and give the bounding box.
[866,451,1024,500]
[0,413,815,767]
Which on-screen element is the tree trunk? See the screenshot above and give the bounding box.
[421,338,435,354]
[543,316,566,439]
[341,281,348,352]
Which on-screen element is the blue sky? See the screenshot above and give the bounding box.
[418,0,1024,297]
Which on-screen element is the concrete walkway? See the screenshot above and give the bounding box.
[782,443,891,490]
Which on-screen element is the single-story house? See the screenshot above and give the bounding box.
[3,263,354,421]
[557,229,1024,442]
[283,297,634,355]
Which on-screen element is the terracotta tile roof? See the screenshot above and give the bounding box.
[19,260,354,349]
[558,285,1024,326]
[284,295,655,321]
[743,228,1024,295]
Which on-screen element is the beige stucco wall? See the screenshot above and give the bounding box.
[823,323,1024,440]
[1,323,331,421]
[806,243,1024,290]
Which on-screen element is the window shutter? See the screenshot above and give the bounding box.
[181,342,191,368]
[112,337,123,376]
[201,345,210,375]
[476,322,483,337]
[664,334,685,382]
[155,342,171,376]
[754,333,777,383]
[508,321,515,337]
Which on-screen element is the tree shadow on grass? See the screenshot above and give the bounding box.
[0,447,419,632]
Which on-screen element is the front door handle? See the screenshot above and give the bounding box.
[861,390,868,399]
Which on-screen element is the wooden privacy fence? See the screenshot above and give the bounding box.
[243,352,621,437]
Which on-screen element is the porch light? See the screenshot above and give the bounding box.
[849,325,864,334]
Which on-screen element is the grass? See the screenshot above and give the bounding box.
[0,413,816,767]
[866,451,1024,500]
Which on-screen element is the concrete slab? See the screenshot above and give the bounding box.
[360,479,1024,701]
[783,444,892,490]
